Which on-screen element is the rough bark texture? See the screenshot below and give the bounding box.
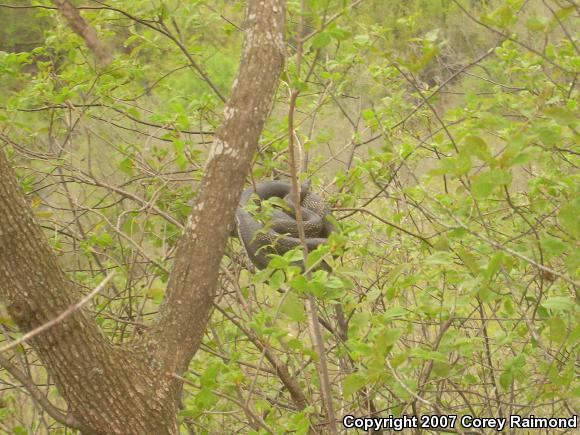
[0,150,176,434]
[52,0,112,66]
[0,0,285,433]
[144,0,285,375]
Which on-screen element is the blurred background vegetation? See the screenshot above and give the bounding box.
[0,0,578,433]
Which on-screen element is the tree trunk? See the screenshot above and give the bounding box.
[0,1,285,433]
[51,0,113,66]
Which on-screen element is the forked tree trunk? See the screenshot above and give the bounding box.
[0,1,285,433]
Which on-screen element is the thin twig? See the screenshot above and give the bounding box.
[335,207,433,246]
[287,3,338,431]
[0,354,82,429]
[451,0,575,73]
[174,374,275,434]
[450,218,579,288]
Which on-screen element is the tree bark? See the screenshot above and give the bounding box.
[51,0,113,66]
[144,0,285,376]
[0,149,176,434]
[0,0,285,433]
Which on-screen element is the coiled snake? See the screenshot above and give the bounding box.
[235,180,335,269]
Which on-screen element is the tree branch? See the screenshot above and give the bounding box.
[145,0,286,375]
[0,1,285,432]
[0,273,114,354]
[287,3,337,431]
[0,146,178,433]
[0,354,82,430]
[51,0,112,66]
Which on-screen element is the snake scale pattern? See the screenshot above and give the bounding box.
[235,180,335,269]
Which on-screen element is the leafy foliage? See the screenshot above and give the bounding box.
[0,0,578,433]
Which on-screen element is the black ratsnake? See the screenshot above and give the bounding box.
[235,180,335,269]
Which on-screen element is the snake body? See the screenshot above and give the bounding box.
[235,180,334,269]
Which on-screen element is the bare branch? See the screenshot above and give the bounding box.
[287,3,338,431]
[51,0,112,66]
[0,354,82,430]
[335,207,434,246]
[451,0,575,73]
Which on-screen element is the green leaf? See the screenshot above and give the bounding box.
[376,328,403,349]
[424,29,439,42]
[471,170,511,198]
[290,411,311,435]
[194,387,218,409]
[558,199,580,237]
[433,236,450,251]
[269,196,291,211]
[90,232,114,249]
[119,156,134,175]
[499,371,513,390]
[290,275,308,293]
[526,17,548,32]
[179,408,199,418]
[490,5,516,28]
[353,34,371,46]
[0,316,15,327]
[382,307,408,321]
[540,236,567,258]
[268,256,288,269]
[269,270,285,292]
[147,287,165,303]
[547,317,567,343]
[544,107,578,126]
[565,249,580,275]
[508,149,537,167]
[343,372,367,397]
[280,292,306,322]
[537,125,561,146]
[478,285,498,303]
[551,6,574,27]
[463,135,492,162]
[471,173,495,198]
[349,312,370,336]
[440,152,472,177]
[503,297,515,315]
[283,248,304,263]
[425,251,453,265]
[329,26,351,41]
[485,252,504,279]
[432,361,451,377]
[542,296,575,312]
[362,108,376,123]
[311,32,331,49]
[456,246,481,275]
[306,245,329,269]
